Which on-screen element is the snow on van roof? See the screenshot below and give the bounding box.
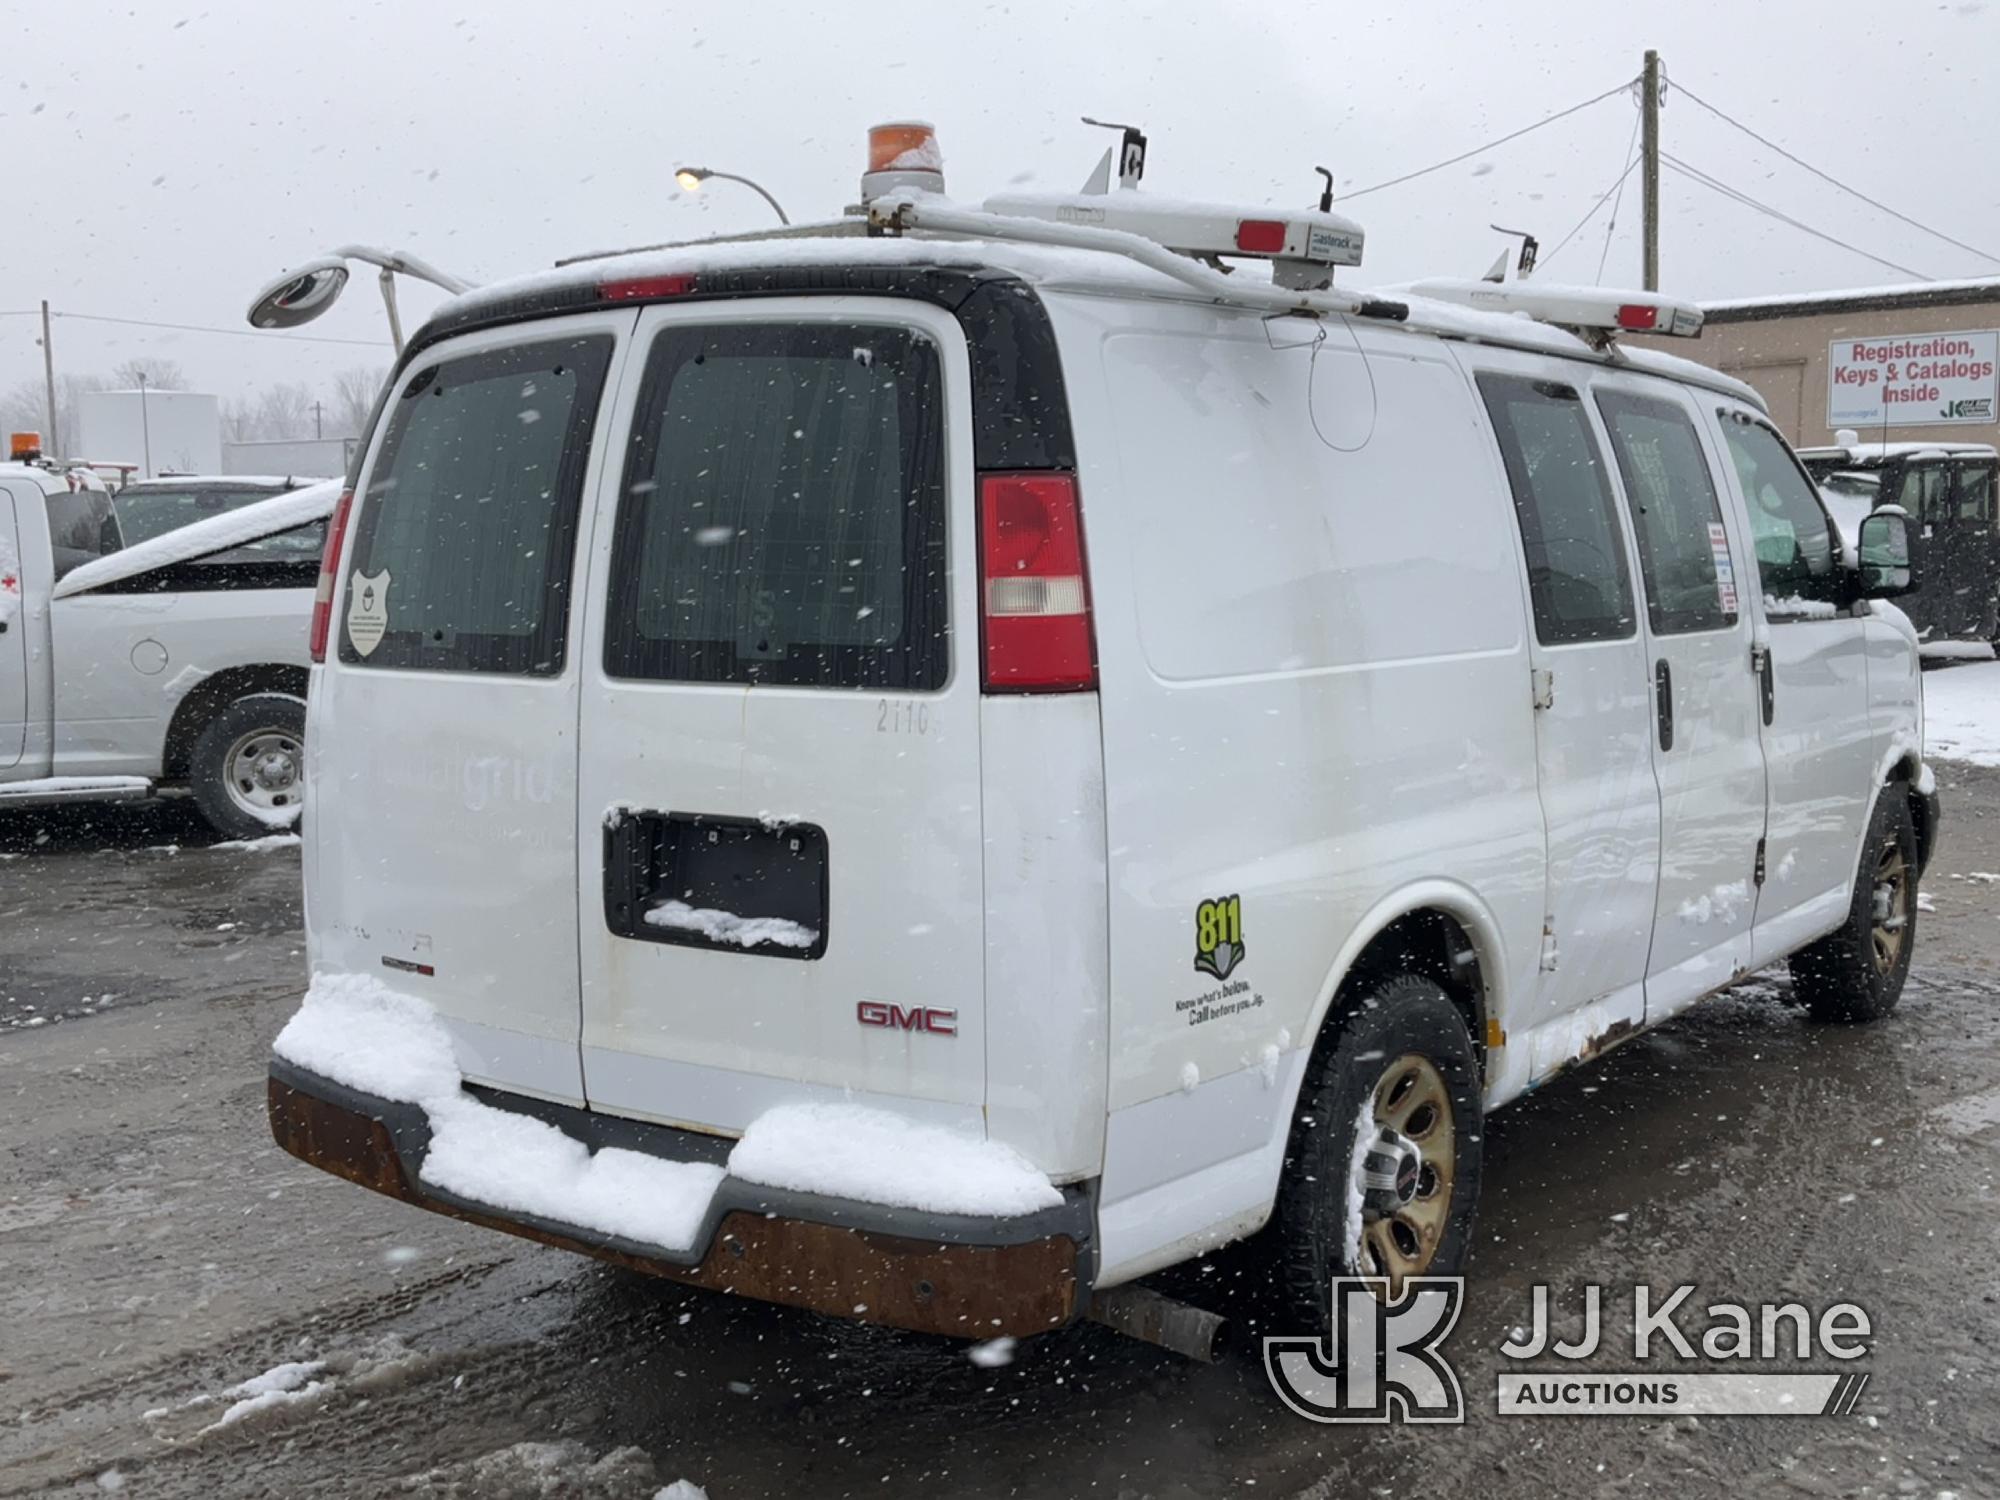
[52,478,339,599]
[431,225,1765,413]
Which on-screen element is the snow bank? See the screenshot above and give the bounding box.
[52,479,339,599]
[644,899,818,950]
[729,1100,1062,1216]
[209,833,302,853]
[1920,641,1997,663]
[1925,661,2000,766]
[273,974,1062,1246]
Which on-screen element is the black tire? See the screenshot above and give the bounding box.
[1271,974,1483,1335]
[189,692,307,842]
[1790,789,1918,1023]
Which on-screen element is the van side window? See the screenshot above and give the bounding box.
[1475,373,1636,645]
[1594,390,1739,635]
[339,336,613,674]
[604,322,948,690]
[1716,414,1839,606]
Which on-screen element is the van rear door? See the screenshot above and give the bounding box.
[0,484,28,768]
[306,315,628,1106]
[573,299,987,1136]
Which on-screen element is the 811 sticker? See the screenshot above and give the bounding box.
[1194,894,1246,980]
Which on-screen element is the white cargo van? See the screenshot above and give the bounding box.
[0,459,333,839]
[265,135,1935,1345]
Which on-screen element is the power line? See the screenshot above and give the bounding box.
[1539,155,1640,270]
[1673,82,2000,268]
[1340,79,1637,201]
[1595,107,1644,284]
[1661,152,1933,281]
[49,310,385,349]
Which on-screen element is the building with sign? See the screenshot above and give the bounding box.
[1633,276,2000,448]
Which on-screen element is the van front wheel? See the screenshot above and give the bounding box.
[1271,975,1483,1330]
[190,692,307,842]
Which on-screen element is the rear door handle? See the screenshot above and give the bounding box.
[1655,658,1673,751]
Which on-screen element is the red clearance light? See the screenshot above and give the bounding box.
[309,487,355,663]
[979,473,1095,692]
[1616,303,1660,331]
[600,273,698,301]
[1236,219,1287,254]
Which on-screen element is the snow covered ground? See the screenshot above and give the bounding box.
[1926,661,2000,766]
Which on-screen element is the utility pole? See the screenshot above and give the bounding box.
[1641,48,1661,291]
[39,301,57,454]
[312,400,324,440]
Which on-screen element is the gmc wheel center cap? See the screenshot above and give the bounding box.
[1360,1126,1423,1218]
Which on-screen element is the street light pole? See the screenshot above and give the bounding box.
[673,167,790,225]
[136,371,153,478]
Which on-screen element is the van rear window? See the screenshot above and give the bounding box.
[603,323,948,690]
[339,336,613,674]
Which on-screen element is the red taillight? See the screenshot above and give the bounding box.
[309,487,354,663]
[1236,219,1287,253]
[978,473,1095,692]
[1616,303,1660,331]
[600,273,698,301]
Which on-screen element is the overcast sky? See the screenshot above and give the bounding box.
[6,0,1998,411]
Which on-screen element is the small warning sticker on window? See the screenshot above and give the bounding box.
[347,569,391,657]
[1707,522,1738,615]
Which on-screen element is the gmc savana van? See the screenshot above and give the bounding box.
[262,132,1936,1347]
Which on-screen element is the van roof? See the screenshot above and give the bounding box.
[420,227,1768,414]
[1797,441,2000,465]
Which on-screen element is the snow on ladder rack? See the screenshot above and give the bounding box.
[1403,279,1705,342]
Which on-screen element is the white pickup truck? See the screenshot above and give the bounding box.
[0,459,334,839]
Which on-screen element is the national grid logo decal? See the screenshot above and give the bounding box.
[1264,1277,1466,1424]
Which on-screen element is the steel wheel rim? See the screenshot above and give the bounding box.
[1355,1052,1456,1301]
[224,726,304,820]
[1869,836,1910,975]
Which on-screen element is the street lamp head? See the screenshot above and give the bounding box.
[674,167,710,192]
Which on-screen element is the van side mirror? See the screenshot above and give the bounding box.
[1857,509,1916,598]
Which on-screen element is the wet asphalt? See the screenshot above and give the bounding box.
[2,769,1999,1499]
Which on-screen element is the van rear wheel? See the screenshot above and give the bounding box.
[190,692,307,842]
[1790,790,1918,1023]
[1271,975,1483,1331]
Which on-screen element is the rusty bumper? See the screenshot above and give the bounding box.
[268,1065,1091,1339]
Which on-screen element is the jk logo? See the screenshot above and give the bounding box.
[1264,1277,1466,1424]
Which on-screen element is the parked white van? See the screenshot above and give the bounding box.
[0,459,333,839]
[264,132,1936,1347]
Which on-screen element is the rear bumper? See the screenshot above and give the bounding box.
[267,1059,1093,1338]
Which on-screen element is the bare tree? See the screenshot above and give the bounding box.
[0,372,110,455]
[109,358,190,391]
[330,366,387,438]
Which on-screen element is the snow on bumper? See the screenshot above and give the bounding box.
[268,975,1091,1337]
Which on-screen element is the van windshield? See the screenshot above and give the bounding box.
[603,322,948,690]
[339,336,613,674]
